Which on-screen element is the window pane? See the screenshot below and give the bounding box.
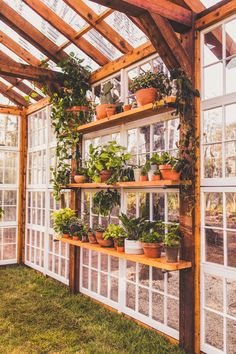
[226,56,236,94]
[205,228,224,265]
[139,126,150,153]
[226,193,236,229]
[205,273,223,311]
[205,192,223,228]
[225,103,236,141]
[153,122,165,151]
[227,232,236,267]
[225,19,236,57]
[205,310,223,350]
[225,141,236,177]
[153,193,165,221]
[203,107,222,143]
[204,62,223,99]
[204,27,222,66]
[203,144,222,178]
[227,279,236,317]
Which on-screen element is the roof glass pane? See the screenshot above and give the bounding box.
[5,0,67,46]
[84,29,122,61]
[0,94,14,105]
[200,0,222,7]
[0,21,46,61]
[22,80,45,98]
[0,77,14,86]
[105,12,147,47]
[82,0,107,14]
[41,0,87,31]
[0,43,28,64]
[12,86,36,103]
[63,44,100,71]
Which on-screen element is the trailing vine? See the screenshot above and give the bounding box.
[43,53,94,201]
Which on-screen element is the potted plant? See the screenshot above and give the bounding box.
[74,166,87,184]
[119,213,148,254]
[87,228,97,244]
[117,238,125,253]
[152,169,161,181]
[139,221,164,258]
[133,164,142,182]
[51,208,76,238]
[0,207,4,220]
[87,141,131,183]
[69,217,86,241]
[95,225,112,247]
[96,82,119,120]
[106,105,116,117]
[164,223,182,263]
[140,166,148,182]
[103,224,127,249]
[129,71,171,107]
[159,152,180,181]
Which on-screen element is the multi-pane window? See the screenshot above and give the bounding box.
[83,131,121,161]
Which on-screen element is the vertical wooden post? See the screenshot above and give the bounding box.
[17,108,27,264]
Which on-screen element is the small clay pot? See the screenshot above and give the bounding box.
[117,246,124,253]
[159,165,180,181]
[106,107,116,117]
[96,103,116,120]
[142,242,162,258]
[140,175,148,182]
[73,236,79,241]
[98,238,113,247]
[152,174,161,181]
[74,175,85,183]
[100,170,112,182]
[135,88,158,107]
[81,234,89,243]
[88,232,97,244]
[95,231,104,241]
[66,106,88,113]
[165,246,180,263]
[63,234,69,239]
[123,104,132,112]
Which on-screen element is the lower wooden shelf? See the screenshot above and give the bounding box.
[59,237,192,271]
[68,180,191,189]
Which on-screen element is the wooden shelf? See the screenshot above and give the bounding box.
[76,97,176,134]
[59,237,192,271]
[68,180,191,189]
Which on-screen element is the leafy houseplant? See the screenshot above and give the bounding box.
[103,224,127,249]
[139,221,164,258]
[87,141,131,183]
[140,166,148,182]
[69,217,87,241]
[164,223,182,263]
[51,208,76,237]
[129,71,171,107]
[96,82,119,120]
[117,238,125,253]
[159,152,180,181]
[74,165,88,184]
[152,169,161,181]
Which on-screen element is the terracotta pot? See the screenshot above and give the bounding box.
[100,170,112,182]
[98,238,113,247]
[165,246,180,263]
[159,165,181,181]
[63,234,69,239]
[152,174,161,181]
[81,234,89,243]
[140,175,148,182]
[135,88,158,107]
[73,236,79,241]
[117,246,124,253]
[74,175,85,183]
[66,106,88,113]
[123,104,132,112]
[106,107,116,117]
[114,239,118,249]
[88,232,97,244]
[95,231,104,241]
[142,242,162,258]
[96,103,116,120]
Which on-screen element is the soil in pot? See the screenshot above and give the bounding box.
[152,174,161,181]
[63,234,69,238]
[159,165,180,181]
[100,170,112,182]
[165,246,180,263]
[142,242,162,258]
[140,175,148,182]
[123,104,132,112]
[96,104,116,120]
[106,107,116,117]
[88,232,97,244]
[117,246,124,253]
[74,175,85,183]
[135,88,157,107]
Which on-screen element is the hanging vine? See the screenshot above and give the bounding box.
[43,53,94,201]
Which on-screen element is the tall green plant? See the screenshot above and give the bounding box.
[92,189,120,223]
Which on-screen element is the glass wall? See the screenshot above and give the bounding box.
[0,114,19,265]
[201,15,236,354]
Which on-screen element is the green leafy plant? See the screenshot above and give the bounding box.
[141,165,148,176]
[0,207,4,219]
[154,169,161,176]
[140,220,165,243]
[160,152,176,166]
[95,225,105,233]
[69,217,87,237]
[144,153,161,172]
[92,190,120,223]
[119,213,150,241]
[51,208,76,235]
[100,82,119,104]
[109,166,134,183]
[87,141,131,183]
[164,223,182,248]
[103,224,127,241]
[129,71,171,100]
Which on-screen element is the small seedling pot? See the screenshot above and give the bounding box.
[123,104,132,112]
[140,175,148,182]
[63,234,69,239]
[74,175,85,183]
[152,174,161,181]
[96,103,116,120]
[73,236,79,241]
[117,246,124,253]
[100,170,112,182]
[135,88,158,107]
[142,242,162,258]
[165,246,180,263]
[159,165,180,180]
[125,239,143,255]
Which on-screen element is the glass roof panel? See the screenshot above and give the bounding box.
[0,43,28,64]
[105,12,147,48]
[0,94,14,105]
[4,0,67,46]
[12,86,36,103]
[200,0,222,7]
[63,44,100,71]
[22,80,45,98]
[82,0,108,14]
[0,77,14,86]
[84,29,122,61]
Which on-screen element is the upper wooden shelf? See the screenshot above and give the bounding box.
[76,97,176,134]
[68,180,191,189]
[59,237,191,271]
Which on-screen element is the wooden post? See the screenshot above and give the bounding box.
[17,108,27,264]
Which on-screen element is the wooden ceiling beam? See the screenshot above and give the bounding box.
[182,0,204,13]
[89,0,192,27]
[0,104,23,115]
[0,81,28,107]
[0,0,67,63]
[22,0,109,66]
[64,0,133,54]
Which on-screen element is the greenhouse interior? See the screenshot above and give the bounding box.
[0,0,236,353]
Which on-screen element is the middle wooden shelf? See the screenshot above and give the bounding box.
[68,180,191,189]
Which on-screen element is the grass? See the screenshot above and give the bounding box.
[0,265,185,354]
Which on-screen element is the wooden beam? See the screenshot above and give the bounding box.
[0,0,68,63]
[182,0,204,13]
[0,61,59,82]
[195,0,236,30]
[0,105,22,114]
[90,0,192,27]
[64,0,133,54]
[22,0,109,66]
[0,81,28,106]
[26,97,49,115]
[150,13,192,76]
[91,41,156,83]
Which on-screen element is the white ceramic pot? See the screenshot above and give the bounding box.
[150,164,158,171]
[148,170,154,181]
[125,239,144,255]
[133,168,141,182]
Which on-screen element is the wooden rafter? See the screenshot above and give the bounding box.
[0,80,28,106]
[182,0,204,13]
[63,0,133,54]
[0,104,22,114]
[22,0,109,66]
[0,0,67,63]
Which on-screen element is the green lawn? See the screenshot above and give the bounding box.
[0,265,184,354]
